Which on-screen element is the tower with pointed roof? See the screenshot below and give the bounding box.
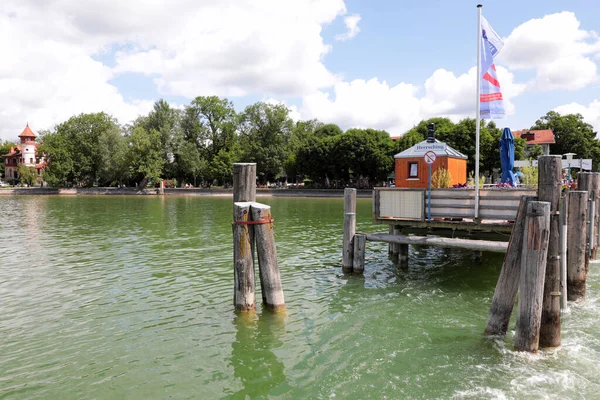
[2,124,45,183]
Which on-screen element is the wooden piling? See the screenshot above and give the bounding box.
[577,172,600,259]
[514,201,551,353]
[251,203,285,311]
[588,197,596,265]
[233,202,256,312]
[559,195,568,311]
[485,195,534,336]
[388,225,394,255]
[537,155,562,348]
[233,163,257,203]
[342,188,357,271]
[399,244,409,262]
[353,233,367,273]
[392,227,401,257]
[567,191,588,301]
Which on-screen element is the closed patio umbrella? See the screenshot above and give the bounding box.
[500,127,517,186]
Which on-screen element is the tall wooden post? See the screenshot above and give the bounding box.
[388,225,394,255]
[233,202,256,311]
[567,191,588,301]
[233,163,257,312]
[399,244,409,262]
[514,201,551,353]
[353,233,367,273]
[233,163,257,203]
[251,203,285,311]
[559,195,568,311]
[537,155,561,348]
[577,172,600,259]
[485,195,534,336]
[342,188,357,271]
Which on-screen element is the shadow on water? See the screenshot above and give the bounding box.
[224,311,290,399]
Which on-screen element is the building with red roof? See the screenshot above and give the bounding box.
[2,124,45,183]
[512,129,555,156]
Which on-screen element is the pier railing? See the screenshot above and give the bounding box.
[374,187,537,222]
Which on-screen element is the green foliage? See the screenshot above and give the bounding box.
[128,127,164,185]
[520,161,538,188]
[239,102,294,182]
[432,167,452,188]
[526,144,545,159]
[532,111,600,168]
[17,164,38,186]
[0,140,17,179]
[314,124,343,138]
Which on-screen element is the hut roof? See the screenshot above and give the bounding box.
[393,139,467,160]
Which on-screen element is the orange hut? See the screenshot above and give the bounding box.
[394,139,467,188]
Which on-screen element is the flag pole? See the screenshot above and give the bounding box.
[475,4,482,220]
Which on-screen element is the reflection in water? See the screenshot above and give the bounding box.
[226,311,288,399]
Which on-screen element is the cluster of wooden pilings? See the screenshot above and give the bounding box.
[232,163,285,312]
[485,157,600,352]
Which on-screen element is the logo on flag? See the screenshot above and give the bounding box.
[480,16,505,119]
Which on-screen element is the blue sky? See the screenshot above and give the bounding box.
[2,0,600,140]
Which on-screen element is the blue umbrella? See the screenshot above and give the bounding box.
[500,127,517,186]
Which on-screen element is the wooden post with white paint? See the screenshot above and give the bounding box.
[537,155,562,349]
[514,201,551,353]
[342,188,357,271]
[251,203,285,311]
[485,195,534,336]
[233,202,256,312]
[567,190,588,301]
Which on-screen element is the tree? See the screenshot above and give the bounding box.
[239,102,294,182]
[17,164,37,186]
[177,140,206,187]
[532,111,600,168]
[314,123,342,138]
[98,127,129,186]
[128,127,164,187]
[40,131,74,187]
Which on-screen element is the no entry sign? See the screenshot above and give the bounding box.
[424,151,437,165]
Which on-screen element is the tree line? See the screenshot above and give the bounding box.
[1,97,599,188]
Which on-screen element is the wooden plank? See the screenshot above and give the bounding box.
[514,201,551,353]
[537,155,562,349]
[485,195,535,336]
[364,233,508,253]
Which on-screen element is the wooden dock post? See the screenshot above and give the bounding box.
[485,195,534,336]
[342,188,357,271]
[232,163,257,312]
[233,163,257,203]
[567,191,588,301]
[537,155,562,348]
[251,203,285,311]
[559,195,568,311]
[577,172,600,259]
[233,202,256,311]
[399,244,409,262]
[588,197,596,263]
[514,201,551,353]
[388,226,394,255]
[392,226,401,257]
[353,233,367,273]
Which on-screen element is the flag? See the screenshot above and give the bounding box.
[480,16,505,119]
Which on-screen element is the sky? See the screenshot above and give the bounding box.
[2,0,600,141]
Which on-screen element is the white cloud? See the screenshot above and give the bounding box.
[500,12,600,91]
[0,0,350,140]
[301,78,421,135]
[554,100,600,133]
[336,14,361,41]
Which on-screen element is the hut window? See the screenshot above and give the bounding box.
[408,162,419,178]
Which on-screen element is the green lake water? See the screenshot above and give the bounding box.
[1,196,600,399]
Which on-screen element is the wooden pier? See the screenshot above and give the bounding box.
[343,156,600,353]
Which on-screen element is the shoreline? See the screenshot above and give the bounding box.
[0,187,374,198]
